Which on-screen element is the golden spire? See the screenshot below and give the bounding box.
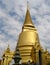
[6,44,10,53]
[23,1,34,27]
[46,47,48,52]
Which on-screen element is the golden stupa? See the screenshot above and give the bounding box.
[17,7,40,63]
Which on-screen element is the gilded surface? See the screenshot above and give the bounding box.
[1,45,14,65]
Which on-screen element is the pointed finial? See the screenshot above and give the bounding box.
[8,44,9,48]
[46,48,47,51]
[27,0,29,10]
[6,44,10,53]
[45,46,48,52]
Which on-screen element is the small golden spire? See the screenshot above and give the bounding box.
[46,48,47,51]
[6,44,10,53]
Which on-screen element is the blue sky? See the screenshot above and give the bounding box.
[0,0,50,59]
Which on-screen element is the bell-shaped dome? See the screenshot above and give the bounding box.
[17,8,39,63]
